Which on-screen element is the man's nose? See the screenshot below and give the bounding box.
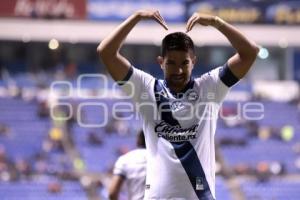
[174,67,183,74]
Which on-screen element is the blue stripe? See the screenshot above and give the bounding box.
[219,63,239,87]
[154,80,180,126]
[117,66,133,86]
[172,142,215,200]
[154,80,214,200]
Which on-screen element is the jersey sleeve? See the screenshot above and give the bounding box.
[118,66,154,103]
[201,63,239,104]
[113,156,127,178]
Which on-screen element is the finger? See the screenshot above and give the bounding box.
[187,16,198,32]
[186,15,197,32]
[186,13,197,29]
[153,15,168,30]
[186,15,195,32]
[155,12,169,30]
[188,17,199,32]
[155,11,164,22]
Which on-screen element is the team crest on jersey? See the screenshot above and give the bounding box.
[171,100,184,111]
[186,90,199,101]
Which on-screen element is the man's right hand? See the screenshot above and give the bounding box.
[135,9,169,30]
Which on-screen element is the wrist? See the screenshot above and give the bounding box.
[212,16,225,29]
[131,12,142,22]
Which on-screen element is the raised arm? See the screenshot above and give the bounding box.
[186,13,259,79]
[97,10,168,82]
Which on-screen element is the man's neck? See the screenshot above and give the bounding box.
[165,79,194,96]
[169,85,186,94]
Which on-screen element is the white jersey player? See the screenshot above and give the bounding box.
[109,131,147,200]
[98,10,258,200]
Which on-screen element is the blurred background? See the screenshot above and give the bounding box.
[0,0,300,199]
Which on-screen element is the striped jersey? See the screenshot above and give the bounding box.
[120,64,236,200]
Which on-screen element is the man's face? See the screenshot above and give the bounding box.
[158,50,196,92]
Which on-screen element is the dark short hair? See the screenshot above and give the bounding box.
[161,32,195,57]
[137,130,146,148]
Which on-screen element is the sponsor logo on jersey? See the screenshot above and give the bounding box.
[154,121,198,142]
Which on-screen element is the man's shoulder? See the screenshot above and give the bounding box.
[115,149,146,173]
[127,148,147,158]
[131,66,155,81]
[120,149,146,161]
[194,67,223,85]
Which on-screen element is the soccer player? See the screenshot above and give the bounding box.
[109,130,147,200]
[98,10,259,200]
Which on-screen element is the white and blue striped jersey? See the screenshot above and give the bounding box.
[120,64,237,200]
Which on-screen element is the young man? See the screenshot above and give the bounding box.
[109,131,147,200]
[98,10,258,200]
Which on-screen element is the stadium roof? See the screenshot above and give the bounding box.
[0,18,299,47]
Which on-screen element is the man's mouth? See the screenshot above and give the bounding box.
[172,75,184,81]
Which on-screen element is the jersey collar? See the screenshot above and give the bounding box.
[164,78,194,99]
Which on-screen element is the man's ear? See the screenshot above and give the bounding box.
[191,55,197,69]
[192,55,197,65]
[157,56,164,69]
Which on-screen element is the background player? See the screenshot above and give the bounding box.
[108,130,147,200]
